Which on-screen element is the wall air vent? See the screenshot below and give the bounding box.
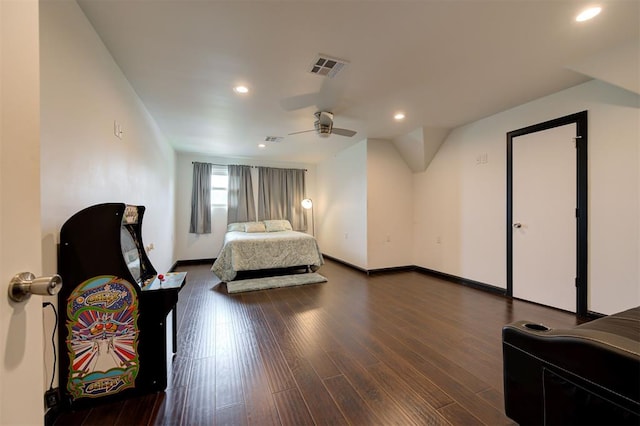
[264,136,284,143]
[308,54,349,79]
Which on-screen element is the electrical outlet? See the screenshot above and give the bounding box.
[45,388,60,409]
[113,120,123,139]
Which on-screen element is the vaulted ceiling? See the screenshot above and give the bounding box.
[77,0,639,165]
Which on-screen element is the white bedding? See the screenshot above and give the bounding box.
[211,230,324,282]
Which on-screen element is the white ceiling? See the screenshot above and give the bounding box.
[77,0,640,164]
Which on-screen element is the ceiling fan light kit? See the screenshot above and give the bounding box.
[314,111,333,138]
[288,111,357,139]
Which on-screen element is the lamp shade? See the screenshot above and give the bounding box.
[301,198,313,210]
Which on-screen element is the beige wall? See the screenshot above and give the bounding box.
[317,140,368,268]
[0,0,45,423]
[40,0,176,274]
[367,139,413,269]
[316,138,413,270]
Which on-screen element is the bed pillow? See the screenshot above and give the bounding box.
[244,222,267,233]
[227,222,246,232]
[264,219,293,232]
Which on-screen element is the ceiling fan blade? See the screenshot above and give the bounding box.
[287,129,316,136]
[281,68,350,112]
[279,93,318,111]
[317,81,343,112]
[316,67,350,111]
[332,128,357,137]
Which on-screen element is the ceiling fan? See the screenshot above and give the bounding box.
[288,111,357,138]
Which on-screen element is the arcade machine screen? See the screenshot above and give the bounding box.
[121,227,141,284]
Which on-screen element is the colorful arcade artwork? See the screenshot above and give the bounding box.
[66,275,139,400]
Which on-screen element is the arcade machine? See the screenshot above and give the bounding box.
[58,203,186,409]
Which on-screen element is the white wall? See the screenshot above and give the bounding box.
[585,83,639,314]
[414,80,639,315]
[367,139,413,269]
[316,141,368,269]
[40,0,176,273]
[0,0,45,423]
[316,138,413,270]
[175,152,316,261]
[39,0,176,390]
[413,119,506,285]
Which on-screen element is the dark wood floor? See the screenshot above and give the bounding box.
[54,259,584,425]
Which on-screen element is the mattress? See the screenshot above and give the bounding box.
[211,230,324,282]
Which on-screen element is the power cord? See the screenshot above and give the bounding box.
[42,302,57,391]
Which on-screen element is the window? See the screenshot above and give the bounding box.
[211,166,228,207]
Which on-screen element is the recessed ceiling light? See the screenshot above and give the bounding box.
[233,85,249,94]
[258,143,266,148]
[394,112,406,121]
[576,6,601,22]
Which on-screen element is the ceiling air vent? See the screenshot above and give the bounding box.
[308,54,349,79]
[264,136,284,143]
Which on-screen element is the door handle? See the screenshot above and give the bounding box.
[513,223,522,229]
[8,272,63,302]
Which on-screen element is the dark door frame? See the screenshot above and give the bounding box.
[506,110,588,316]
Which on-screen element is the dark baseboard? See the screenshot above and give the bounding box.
[368,265,415,275]
[322,258,609,318]
[414,266,507,295]
[586,310,606,320]
[510,296,602,323]
[322,255,507,296]
[322,254,413,276]
[191,254,603,318]
[322,255,505,298]
[322,255,505,297]
[175,258,216,268]
[321,253,368,274]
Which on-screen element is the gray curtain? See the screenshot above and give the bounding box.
[189,162,213,234]
[257,167,306,231]
[227,165,256,223]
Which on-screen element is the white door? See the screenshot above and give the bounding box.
[0,1,46,424]
[512,123,577,312]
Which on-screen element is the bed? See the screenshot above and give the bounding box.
[211,220,324,282]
